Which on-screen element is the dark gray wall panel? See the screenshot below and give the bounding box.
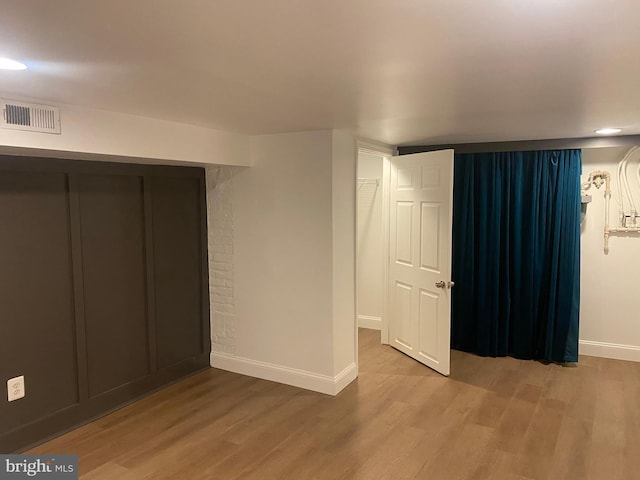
[151,176,204,368]
[78,174,150,397]
[0,157,209,453]
[0,172,78,433]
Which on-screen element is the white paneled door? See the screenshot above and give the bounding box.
[388,150,454,376]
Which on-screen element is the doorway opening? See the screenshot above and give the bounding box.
[356,149,387,340]
[355,146,455,376]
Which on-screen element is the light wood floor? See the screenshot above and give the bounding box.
[30,328,640,479]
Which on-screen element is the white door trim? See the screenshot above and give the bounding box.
[381,154,391,344]
[356,139,395,157]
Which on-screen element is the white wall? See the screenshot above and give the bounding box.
[209,130,357,395]
[233,130,334,375]
[0,100,250,167]
[580,146,640,361]
[331,130,357,378]
[356,152,384,330]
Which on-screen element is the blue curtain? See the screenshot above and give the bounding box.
[451,150,581,363]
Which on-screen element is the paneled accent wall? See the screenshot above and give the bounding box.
[78,174,151,398]
[0,156,210,453]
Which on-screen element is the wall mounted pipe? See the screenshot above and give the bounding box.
[617,155,626,219]
[609,227,640,233]
[637,160,640,211]
[599,171,613,254]
[585,167,639,254]
[618,146,639,218]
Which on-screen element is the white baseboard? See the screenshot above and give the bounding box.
[358,315,382,330]
[333,363,358,394]
[579,340,640,363]
[211,352,357,396]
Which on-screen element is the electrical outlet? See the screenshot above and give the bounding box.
[7,375,25,402]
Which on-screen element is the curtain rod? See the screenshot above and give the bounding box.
[397,135,640,156]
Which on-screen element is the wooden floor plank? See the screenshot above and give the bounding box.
[27,328,640,480]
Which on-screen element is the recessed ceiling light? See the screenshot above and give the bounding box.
[594,128,622,135]
[0,57,27,70]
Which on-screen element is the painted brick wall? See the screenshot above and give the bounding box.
[206,167,237,354]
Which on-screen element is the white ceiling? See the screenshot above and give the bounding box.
[1,0,639,146]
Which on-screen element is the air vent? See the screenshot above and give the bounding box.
[1,99,61,134]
